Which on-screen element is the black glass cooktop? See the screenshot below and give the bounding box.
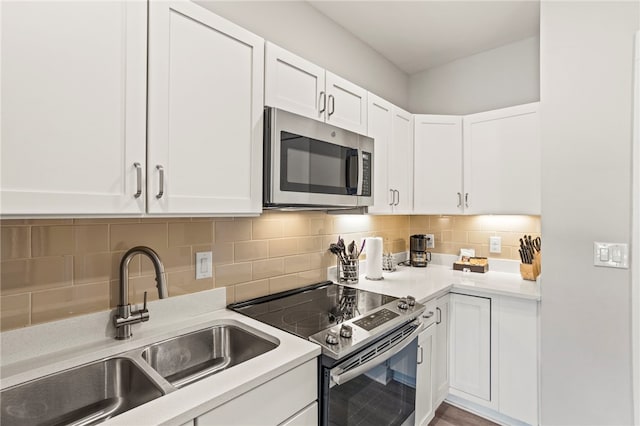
[228,281,397,339]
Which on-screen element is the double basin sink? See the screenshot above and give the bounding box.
[1,322,279,426]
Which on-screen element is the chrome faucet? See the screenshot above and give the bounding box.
[113,246,168,340]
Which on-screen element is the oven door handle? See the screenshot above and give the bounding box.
[330,322,425,387]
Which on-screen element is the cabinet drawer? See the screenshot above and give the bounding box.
[195,359,317,425]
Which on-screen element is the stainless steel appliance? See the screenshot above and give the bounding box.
[229,282,425,426]
[263,107,374,209]
[410,235,432,267]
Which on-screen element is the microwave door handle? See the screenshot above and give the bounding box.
[346,150,359,194]
[329,322,425,388]
[356,149,364,196]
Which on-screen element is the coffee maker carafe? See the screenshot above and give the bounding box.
[410,234,432,267]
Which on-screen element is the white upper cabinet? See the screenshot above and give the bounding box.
[1,1,147,215]
[367,96,413,214]
[414,115,463,214]
[147,0,264,215]
[389,106,414,213]
[367,94,394,213]
[265,42,368,135]
[463,102,540,215]
[264,43,325,122]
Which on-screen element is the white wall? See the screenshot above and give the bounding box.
[408,36,540,115]
[540,2,638,425]
[196,1,410,109]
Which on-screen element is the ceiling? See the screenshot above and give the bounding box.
[308,1,540,75]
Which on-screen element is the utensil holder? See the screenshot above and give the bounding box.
[338,259,359,284]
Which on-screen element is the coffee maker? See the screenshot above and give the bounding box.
[410,234,432,267]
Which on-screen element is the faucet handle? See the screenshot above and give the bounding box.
[142,291,148,312]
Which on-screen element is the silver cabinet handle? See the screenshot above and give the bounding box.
[457,192,462,208]
[133,162,142,199]
[328,94,335,116]
[395,190,400,206]
[156,165,164,199]
[465,192,469,208]
[319,91,326,113]
[389,189,395,206]
[417,346,424,365]
[436,307,442,325]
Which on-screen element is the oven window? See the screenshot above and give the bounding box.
[327,340,417,426]
[280,131,357,195]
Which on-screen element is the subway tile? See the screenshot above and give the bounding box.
[25,219,73,225]
[109,275,159,308]
[281,215,310,237]
[74,218,140,225]
[296,236,322,254]
[215,263,252,287]
[215,220,251,243]
[429,216,454,231]
[1,256,73,295]
[309,253,323,269]
[167,270,213,296]
[309,217,333,235]
[468,231,491,245]
[74,252,113,285]
[252,219,283,240]
[409,216,429,231]
[448,230,467,243]
[31,226,74,257]
[168,222,213,247]
[268,238,298,258]
[333,215,372,234]
[74,225,109,254]
[252,258,284,280]
[211,243,234,265]
[269,274,300,294]
[298,269,325,285]
[234,279,269,302]
[0,293,30,331]
[235,240,269,262]
[0,219,27,226]
[32,282,110,324]
[225,285,235,305]
[1,226,30,260]
[110,223,167,251]
[496,232,521,247]
[140,247,192,274]
[284,255,311,274]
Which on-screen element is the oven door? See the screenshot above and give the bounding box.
[320,321,424,426]
[264,107,373,207]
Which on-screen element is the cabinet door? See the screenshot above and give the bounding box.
[414,116,463,214]
[463,102,540,214]
[434,294,450,405]
[265,42,326,123]
[389,107,414,213]
[366,94,394,214]
[147,1,264,215]
[498,297,538,426]
[325,71,368,135]
[449,293,491,401]
[1,1,147,215]
[415,324,436,426]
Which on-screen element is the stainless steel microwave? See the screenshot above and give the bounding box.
[263,107,373,209]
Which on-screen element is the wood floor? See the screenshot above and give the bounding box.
[428,402,499,426]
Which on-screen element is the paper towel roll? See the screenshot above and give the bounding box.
[365,237,383,280]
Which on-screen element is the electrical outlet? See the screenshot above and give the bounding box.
[489,236,502,253]
[425,234,435,249]
[195,251,213,279]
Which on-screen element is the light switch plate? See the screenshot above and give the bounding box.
[425,234,435,249]
[593,242,629,269]
[196,251,213,279]
[489,236,502,253]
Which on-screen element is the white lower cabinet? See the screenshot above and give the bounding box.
[434,294,450,406]
[449,293,492,402]
[194,359,317,425]
[415,323,436,426]
[279,402,318,426]
[446,292,539,425]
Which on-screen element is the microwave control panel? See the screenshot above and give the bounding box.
[362,151,371,196]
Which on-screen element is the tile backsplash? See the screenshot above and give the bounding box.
[0,213,539,331]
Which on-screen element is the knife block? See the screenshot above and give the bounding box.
[520,252,541,281]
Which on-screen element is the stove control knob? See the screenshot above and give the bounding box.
[340,324,353,339]
[326,331,339,345]
[406,296,416,307]
[397,298,408,310]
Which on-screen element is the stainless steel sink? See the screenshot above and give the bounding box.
[141,324,278,388]
[0,358,164,426]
